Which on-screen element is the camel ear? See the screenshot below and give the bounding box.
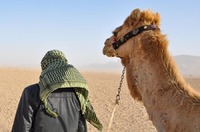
[154,12,161,26]
[131,8,141,21]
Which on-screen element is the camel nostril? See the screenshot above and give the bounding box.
[102,47,106,54]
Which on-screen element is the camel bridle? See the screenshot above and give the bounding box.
[112,25,158,50]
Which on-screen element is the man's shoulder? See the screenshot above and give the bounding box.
[24,83,40,95]
[25,83,39,90]
[23,83,40,104]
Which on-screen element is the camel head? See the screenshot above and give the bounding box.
[103,8,161,66]
[103,8,164,101]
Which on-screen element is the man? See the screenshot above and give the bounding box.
[12,50,103,132]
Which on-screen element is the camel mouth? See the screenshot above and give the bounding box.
[102,48,106,55]
[102,36,117,57]
[102,46,116,57]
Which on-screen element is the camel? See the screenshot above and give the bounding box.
[102,8,200,132]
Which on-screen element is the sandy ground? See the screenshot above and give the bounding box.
[1,67,200,132]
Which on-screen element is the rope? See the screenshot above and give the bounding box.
[107,67,125,132]
[107,104,118,132]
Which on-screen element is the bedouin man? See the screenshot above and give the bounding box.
[12,49,103,132]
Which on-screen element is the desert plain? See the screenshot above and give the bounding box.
[1,67,200,132]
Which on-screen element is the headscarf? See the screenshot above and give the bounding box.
[39,50,103,131]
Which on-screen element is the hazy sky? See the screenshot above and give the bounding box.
[1,0,200,69]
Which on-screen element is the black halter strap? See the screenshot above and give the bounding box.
[112,25,158,50]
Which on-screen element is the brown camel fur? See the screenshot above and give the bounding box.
[103,8,200,132]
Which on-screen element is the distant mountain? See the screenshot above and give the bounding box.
[82,55,200,76]
[174,55,200,76]
[81,60,123,72]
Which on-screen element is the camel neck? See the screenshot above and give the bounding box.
[126,51,200,102]
[125,50,200,131]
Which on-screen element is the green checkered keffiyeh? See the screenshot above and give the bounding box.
[39,50,103,131]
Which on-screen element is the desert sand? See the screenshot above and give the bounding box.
[1,67,200,132]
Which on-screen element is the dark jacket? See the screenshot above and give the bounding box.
[12,84,87,132]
